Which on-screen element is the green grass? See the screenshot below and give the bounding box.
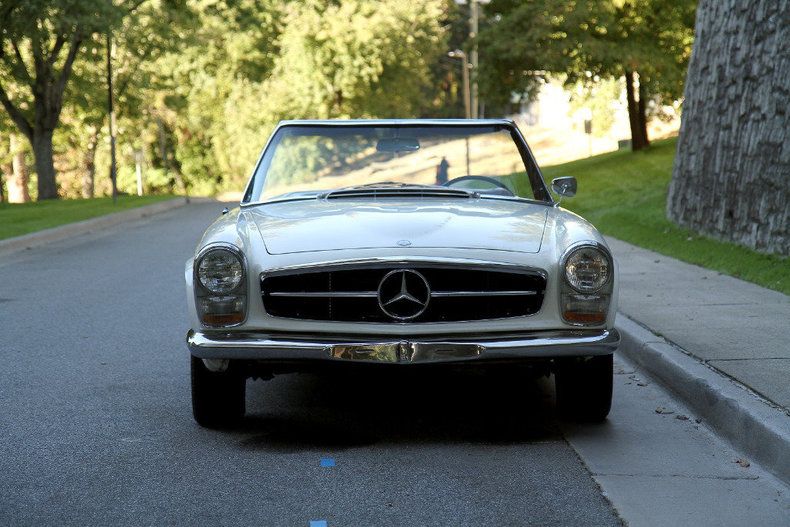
[541,138,789,295]
[0,194,177,241]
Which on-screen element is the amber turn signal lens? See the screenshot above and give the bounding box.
[197,295,246,327]
[200,312,245,325]
[562,311,606,324]
[561,293,609,326]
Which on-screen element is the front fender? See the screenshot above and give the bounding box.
[185,258,201,329]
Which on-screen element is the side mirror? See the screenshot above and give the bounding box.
[551,176,577,198]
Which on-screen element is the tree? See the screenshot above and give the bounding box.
[424,0,468,119]
[99,1,191,197]
[606,0,696,150]
[6,132,29,201]
[1,106,30,201]
[476,0,564,115]
[59,35,105,198]
[0,0,122,199]
[667,0,789,255]
[478,0,696,150]
[263,0,446,120]
[153,0,284,193]
[159,0,447,192]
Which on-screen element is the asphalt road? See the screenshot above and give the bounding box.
[1,201,787,526]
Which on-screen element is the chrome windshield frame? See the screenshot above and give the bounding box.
[239,119,555,208]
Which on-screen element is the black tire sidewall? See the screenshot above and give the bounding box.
[190,356,246,428]
[555,354,613,422]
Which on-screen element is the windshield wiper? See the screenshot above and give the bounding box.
[330,182,434,191]
[320,184,478,200]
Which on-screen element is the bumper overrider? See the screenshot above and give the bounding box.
[186,328,620,364]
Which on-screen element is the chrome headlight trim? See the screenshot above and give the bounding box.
[194,243,248,327]
[196,246,244,294]
[559,241,614,327]
[560,241,613,294]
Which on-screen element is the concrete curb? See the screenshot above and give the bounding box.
[616,314,790,485]
[0,197,191,257]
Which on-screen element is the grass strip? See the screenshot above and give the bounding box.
[541,138,788,295]
[0,194,177,241]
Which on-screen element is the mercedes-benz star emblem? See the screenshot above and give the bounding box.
[377,269,431,321]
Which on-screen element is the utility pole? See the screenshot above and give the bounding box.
[464,0,490,119]
[449,49,472,175]
[106,33,118,204]
[581,107,593,157]
[448,50,471,119]
[470,0,478,119]
[135,150,144,196]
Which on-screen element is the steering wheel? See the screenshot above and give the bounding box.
[442,175,515,196]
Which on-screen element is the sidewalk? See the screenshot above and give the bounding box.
[609,237,790,411]
[609,236,790,483]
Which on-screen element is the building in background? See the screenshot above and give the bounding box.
[509,78,681,166]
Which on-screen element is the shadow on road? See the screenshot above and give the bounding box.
[235,368,559,452]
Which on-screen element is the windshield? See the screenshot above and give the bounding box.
[242,124,551,203]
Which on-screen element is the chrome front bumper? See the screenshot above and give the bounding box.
[186,328,620,364]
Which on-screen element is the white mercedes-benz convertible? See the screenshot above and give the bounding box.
[185,119,619,428]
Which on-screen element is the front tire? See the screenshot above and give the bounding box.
[191,356,246,428]
[554,354,613,422]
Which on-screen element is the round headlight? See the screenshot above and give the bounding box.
[197,248,243,294]
[564,246,610,292]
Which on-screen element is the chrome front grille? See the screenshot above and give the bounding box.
[260,264,546,323]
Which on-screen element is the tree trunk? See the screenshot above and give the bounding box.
[82,128,99,199]
[667,0,790,256]
[8,133,31,203]
[32,130,58,200]
[107,33,118,204]
[157,116,189,198]
[0,160,8,203]
[637,79,650,149]
[624,70,649,151]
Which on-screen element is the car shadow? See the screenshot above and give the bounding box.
[235,368,560,452]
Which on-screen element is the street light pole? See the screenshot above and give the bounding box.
[106,33,118,205]
[470,0,478,119]
[449,49,472,175]
[460,0,489,119]
[448,50,471,119]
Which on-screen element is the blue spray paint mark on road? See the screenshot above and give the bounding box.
[309,521,327,527]
[319,457,336,467]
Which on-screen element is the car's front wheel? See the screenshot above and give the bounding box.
[190,356,246,428]
[554,354,613,422]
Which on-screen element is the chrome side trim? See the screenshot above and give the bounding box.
[268,291,379,298]
[430,290,537,297]
[186,328,620,363]
[259,257,548,280]
[268,290,537,298]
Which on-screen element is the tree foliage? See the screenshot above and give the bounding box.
[164,0,448,192]
[0,0,698,199]
[0,0,125,198]
[478,0,696,149]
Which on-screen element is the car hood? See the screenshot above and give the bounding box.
[244,198,549,255]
